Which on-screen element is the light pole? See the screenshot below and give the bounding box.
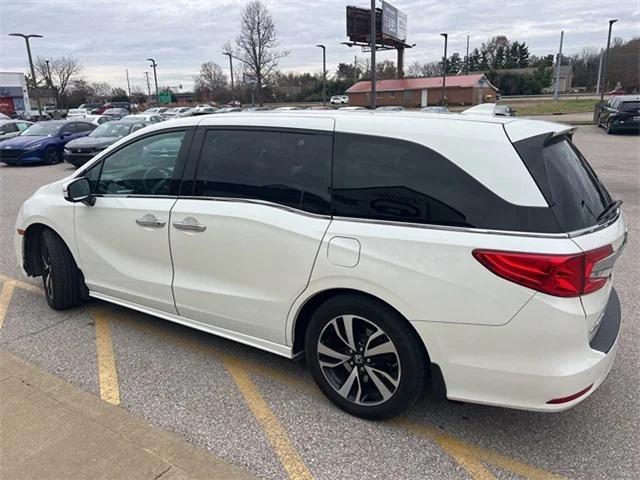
[600,19,618,102]
[223,52,235,103]
[9,33,43,115]
[370,0,377,109]
[146,58,159,104]
[465,34,470,75]
[316,44,326,106]
[144,72,152,105]
[440,33,448,106]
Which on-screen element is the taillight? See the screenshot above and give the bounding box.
[472,245,613,297]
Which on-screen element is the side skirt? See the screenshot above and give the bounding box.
[89,291,294,359]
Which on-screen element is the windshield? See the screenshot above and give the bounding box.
[21,123,61,136]
[90,123,132,138]
[620,101,640,112]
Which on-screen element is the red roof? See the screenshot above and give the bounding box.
[346,74,494,93]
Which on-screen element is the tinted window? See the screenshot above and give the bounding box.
[620,101,640,112]
[1,123,18,133]
[193,129,331,214]
[333,133,561,232]
[97,131,185,196]
[76,122,94,132]
[83,161,102,193]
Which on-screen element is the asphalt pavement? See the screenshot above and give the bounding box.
[0,125,638,479]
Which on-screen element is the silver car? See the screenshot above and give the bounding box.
[0,119,33,141]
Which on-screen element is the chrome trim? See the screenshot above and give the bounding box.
[591,231,627,279]
[177,195,332,220]
[566,209,621,238]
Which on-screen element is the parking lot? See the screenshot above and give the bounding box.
[0,125,638,479]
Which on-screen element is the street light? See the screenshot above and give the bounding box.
[316,44,326,106]
[9,33,43,115]
[146,58,159,104]
[222,52,235,103]
[440,33,448,106]
[600,19,618,102]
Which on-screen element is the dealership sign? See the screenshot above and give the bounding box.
[381,1,407,41]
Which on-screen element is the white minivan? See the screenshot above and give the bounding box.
[15,112,626,419]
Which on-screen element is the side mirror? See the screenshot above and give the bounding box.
[64,177,95,205]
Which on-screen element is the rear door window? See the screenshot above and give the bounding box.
[193,129,332,215]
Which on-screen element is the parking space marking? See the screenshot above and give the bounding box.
[0,280,16,329]
[1,273,565,480]
[90,306,121,405]
[223,355,314,480]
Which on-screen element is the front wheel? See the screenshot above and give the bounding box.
[44,146,61,164]
[305,295,427,419]
[606,120,615,134]
[40,230,83,310]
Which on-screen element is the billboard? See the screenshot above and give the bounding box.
[381,1,407,41]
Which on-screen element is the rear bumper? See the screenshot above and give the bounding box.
[412,288,621,412]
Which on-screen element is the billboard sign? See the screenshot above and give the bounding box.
[381,1,407,41]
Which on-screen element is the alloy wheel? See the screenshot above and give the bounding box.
[317,315,401,406]
[41,243,53,299]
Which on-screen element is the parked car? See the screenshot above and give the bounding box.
[101,108,129,120]
[420,106,450,113]
[78,103,103,113]
[272,106,302,111]
[143,107,169,114]
[215,107,243,113]
[605,88,626,96]
[162,107,193,119]
[597,95,640,134]
[43,105,67,118]
[17,109,52,122]
[96,102,131,114]
[181,107,218,117]
[0,112,10,119]
[462,103,516,117]
[338,106,366,111]
[67,108,93,118]
[14,112,626,420]
[81,115,114,126]
[123,113,165,124]
[376,106,404,111]
[330,95,349,105]
[64,120,148,167]
[242,106,272,112]
[0,119,33,140]
[0,119,95,164]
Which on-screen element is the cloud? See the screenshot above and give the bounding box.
[0,0,638,90]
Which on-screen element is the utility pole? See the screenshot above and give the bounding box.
[316,44,327,106]
[146,58,159,103]
[125,68,132,100]
[9,33,43,116]
[465,34,470,75]
[600,19,618,102]
[223,52,235,103]
[440,33,448,105]
[370,0,377,109]
[553,31,564,101]
[144,71,152,105]
[595,48,604,95]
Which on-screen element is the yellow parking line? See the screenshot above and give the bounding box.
[222,355,314,480]
[91,307,121,405]
[0,280,16,329]
[0,273,42,295]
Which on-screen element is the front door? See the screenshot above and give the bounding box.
[421,89,428,107]
[170,124,334,344]
[75,129,190,313]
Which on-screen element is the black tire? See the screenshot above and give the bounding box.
[606,120,614,134]
[44,146,61,164]
[305,294,427,420]
[40,229,83,310]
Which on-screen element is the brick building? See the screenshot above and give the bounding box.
[346,74,498,108]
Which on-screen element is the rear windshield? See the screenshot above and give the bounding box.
[515,135,612,232]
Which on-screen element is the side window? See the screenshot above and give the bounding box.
[61,124,75,135]
[97,131,186,196]
[193,129,331,214]
[83,160,102,193]
[332,132,558,231]
[1,123,18,133]
[17,122,30,132]
[77,122,94,132]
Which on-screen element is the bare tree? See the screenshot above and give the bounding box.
[194,61,228,97]
[91,81,112,100]
[34,56,82,107]
[226,0,288,104]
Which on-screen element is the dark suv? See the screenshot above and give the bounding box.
[597,95,640,134]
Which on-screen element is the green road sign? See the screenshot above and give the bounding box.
[158,91,172,104]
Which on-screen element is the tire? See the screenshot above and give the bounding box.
[44,146,61,164]
[606,120,614,134]
[40,229,83,310]
[305,294,427,420]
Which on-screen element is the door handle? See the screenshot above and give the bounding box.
[173,217,206,232]
[135,214,166,228]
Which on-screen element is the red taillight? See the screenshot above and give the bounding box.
[473,245,613,297]
[546,384,593,404]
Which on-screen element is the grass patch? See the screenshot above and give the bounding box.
[505,99,599,116]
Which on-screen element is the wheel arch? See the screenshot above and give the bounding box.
[22,222,78,277]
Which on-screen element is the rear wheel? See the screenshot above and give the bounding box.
[40,230,82,310]
[305,295,427,420]
[44,146,61,164]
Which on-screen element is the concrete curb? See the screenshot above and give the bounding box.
[0,350,257,480]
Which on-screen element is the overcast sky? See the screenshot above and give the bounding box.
[1,0,638,91]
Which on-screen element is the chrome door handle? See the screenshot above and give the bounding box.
[172,217,206,232]
[135,214,166,228]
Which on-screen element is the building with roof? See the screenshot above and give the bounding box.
[345,74,498,108]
